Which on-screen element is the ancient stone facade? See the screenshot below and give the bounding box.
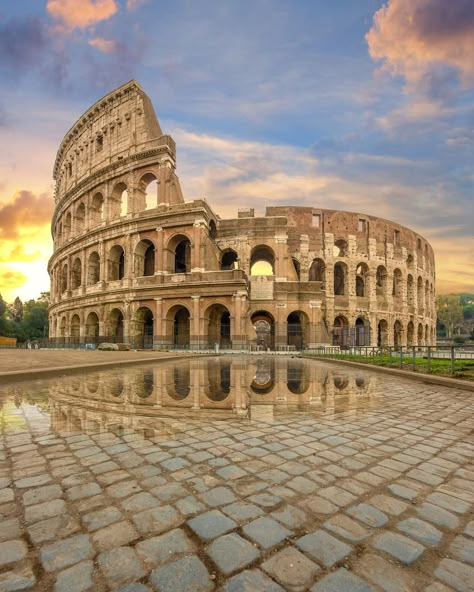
[48,81,436,349]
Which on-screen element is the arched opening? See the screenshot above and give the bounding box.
[60,317,66,340]
[418,323,424,345]
[206,360,231,401]
[356,263,369,297]
[221,250,238,271]
[392,269,403,299]
[376,266,388,297]
[417,276,424,310]
[134,307,154,349]
[292,258,301,281]
[407,254,414,268]
[134,368,154,399]
[355,317,369,346]
[172,307,190,348]
[75,202,86,233]
[287,311,309,350]
[108,308,124,342]
[334,375,349,390]
[251,358,275,394]
[135,239,155,277]
[333,315,348,346]
[334,262,347,296]
[70,315,80,341]
[109,182,128,219]
[61,263,68,293]
[425,280,430,312]
[425,324,429,345]
[64,212,72,240]
[309,258,325,285]
[108,246,125,281]
[287,359,309,394]
[87,252,100,285]
[407,321,414,346]
[175,239,191,273]
[139,173,158,210]
[90,193,104,226]
[206,304,231,349]
[250,245,274,276]
[407,274,415,307]
[333,239,348,257]
[71,257,82,290]
[110,376,124,397]
[394,320,403,349]
[377,319,388,348]
[168,366,190,400]
[251,311,275,350]
[85,312,99,343]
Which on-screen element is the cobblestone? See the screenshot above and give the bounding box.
[150,556,213,592]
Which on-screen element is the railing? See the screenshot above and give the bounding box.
[304,346,474,379]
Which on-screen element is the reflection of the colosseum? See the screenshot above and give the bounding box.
[47,357,380,434]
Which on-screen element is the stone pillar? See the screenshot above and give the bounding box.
[156,227,164,273]
[99,240,106,286]
[81,250,87,294]
[274,236,287,280]
[191,296,201,350]
[275,303,287,349]
[192,222,203,271]
[154,298,163,348]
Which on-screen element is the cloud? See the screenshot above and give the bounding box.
[88,36,118,54]
[366,0,474,94]
[46,0,118,31]
[6,246,43,263]
[0,16,49,74]
[0,191,54,240]
[0,269,27,294]
[126,0,150,10]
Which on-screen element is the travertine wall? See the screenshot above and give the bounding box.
[48,81,436,349]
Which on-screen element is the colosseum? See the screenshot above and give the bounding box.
[48,80,436,350]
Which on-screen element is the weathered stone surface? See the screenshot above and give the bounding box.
[136,528,196,567]
[311,568,377,592]
[373,532,425,565]
[27,515,80,545]
[262,546,320,591]
[24,499,66,524]
[82,506,122,532]
[0,540,28,567]
[54,560,94,592]
[207,533,259,574]
[323,514,370,542]
[242,516,293,549]
[40,534,92,572]
[0,568,36,591]
[296,530,352,567]
[397,517,443,546]
[132,505,182,535]
[222,569,285,592]
[92,520,139,551]
[150,556,213,592]
[347,504,388,528]
[98,546,146,588]
[187,510,236,541]
[435,558,474,591]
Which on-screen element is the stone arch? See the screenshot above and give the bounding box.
[377,319,388,348]
[251,310,275,350]
[407,321,414,346]
[394,320,403,348]
[108,245,125,281]
[64,212,72,240]
[132,368,154,399]
[59,316,67,339]
[376,266,388,297]
[287,310,309,350]
[355,317,369,346]
[417,322,424,345]
[250,245,275,276]
[75,202,86,234]
[70,314,80,341]
[417,276,424,310]
[292,258,301,281]
[425,323,429,345]
[407,274,415,307]
[71,257,82,290]
[90,192,104,226]
[110,181,128,219]
[333,239,348,257]
[87,252,100,285]
[108,308,124,342]
[85,312,99,343]
[406,254,414,268]
[205,359,231,401]
[425,280,430,311]
[334,375,349,390]
[221,249,238,270]
[287,359,309,394]
[134,239,155,277]
[251,358,275,394]
[167,234,192,274]
[356,263,369,297]
[133,306,154,349]
[333,315,348,346]
[165,304,190,348]
[138,172,158,210]
[309,258,325,285]
[334,262,347,296]
[167,366,191,400]
[61,263,68,293]
[392,268,403,299]
[204,303,231,349]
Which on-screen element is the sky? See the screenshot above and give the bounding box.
[0,0,473,302]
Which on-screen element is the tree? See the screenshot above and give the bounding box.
[436,294,464,338]
[10,297,23,323]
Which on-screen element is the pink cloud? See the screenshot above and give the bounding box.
[126,0,150,10]
[366,0,474,89]
[88,36,118,54]
[46,0,118,30]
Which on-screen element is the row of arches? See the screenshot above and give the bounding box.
[55,173,161,244]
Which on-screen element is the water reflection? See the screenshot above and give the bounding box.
[27,357,381,433]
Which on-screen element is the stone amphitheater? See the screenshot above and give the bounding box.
[48,80,436,350]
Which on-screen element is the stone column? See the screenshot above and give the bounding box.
[156,227,164,273]
[191,296,201,350]
[99,240,106,287]
[192,222,203,271]
[81,250,87,294]
[154,298,163,349]
[275,303,287,349]
[274,236,287,280]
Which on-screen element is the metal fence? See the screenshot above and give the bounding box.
[304,345,474,377]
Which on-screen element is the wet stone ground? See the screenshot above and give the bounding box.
[0,357,473,591]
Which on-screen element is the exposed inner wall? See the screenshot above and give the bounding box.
[48,81,436,350]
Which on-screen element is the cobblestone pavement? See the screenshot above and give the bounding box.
[0,361,473,591]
